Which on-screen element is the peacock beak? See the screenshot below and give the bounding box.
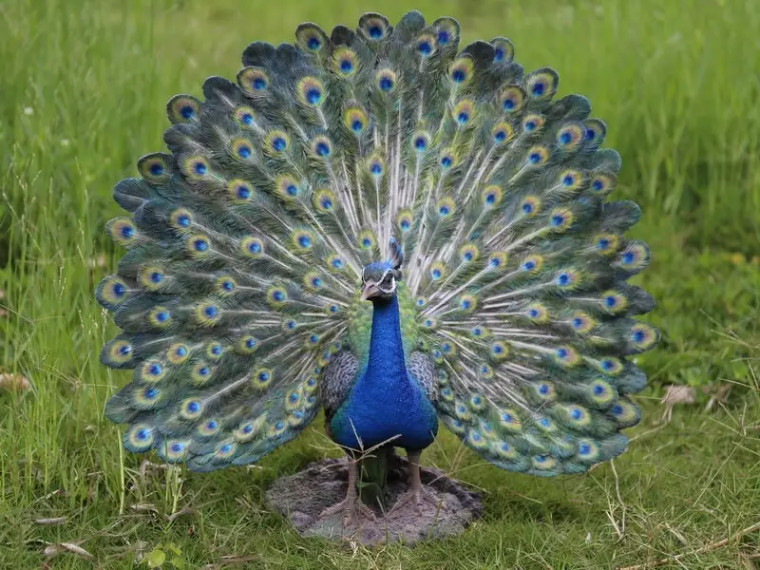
[360,282,381,301]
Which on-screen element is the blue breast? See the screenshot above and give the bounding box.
[329,295,438,451]
[330,368,438,451]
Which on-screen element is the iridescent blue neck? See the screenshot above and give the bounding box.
[366,296,407,383]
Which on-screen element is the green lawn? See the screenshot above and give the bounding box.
[1,0,759,567]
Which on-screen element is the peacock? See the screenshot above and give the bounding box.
[96,10,658,526]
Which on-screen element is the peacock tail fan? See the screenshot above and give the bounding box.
[98,11,657,475]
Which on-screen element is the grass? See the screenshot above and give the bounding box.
[1,0,759,567]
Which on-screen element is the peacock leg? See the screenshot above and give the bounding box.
[389,451,442,515]
[318,455,376,527]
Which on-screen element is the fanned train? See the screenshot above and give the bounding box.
[97,11,657,518]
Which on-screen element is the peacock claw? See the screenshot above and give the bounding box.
[318,497,377,527]
[389,488,443,516]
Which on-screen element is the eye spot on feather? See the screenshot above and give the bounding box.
[491,121,515,145]
[588,379,615,405]
[357,229,376,250]
[237,335,258,354]
[482,185,502,208]
[428,261,446,281]
[554,345,579,367]
[532,455,557,471]
[610,400,640,427]
[439,148,455,170]
[233,105,257,128]
[107,218,137,246]
[396,209,413,232]
[268,419,288,438]
[558,169,584,191]
[459,243,480,264]
[96,276,129,307]
[303,271,324,292]
[491,38,514,63]
[556,124,584,150]
[291,229,314,251]
[138,153,170,183]
[449,58,474,86]
[593,233,619,255]
[343,106,367,134]
[452,99,475,125]
[436,197,456,218]
[555,268,580,289]
[367,154,385,177]
[533,381,556,402]
[325,253,345,271]
[226,179,253,204]
[125,424,154,452]
[590,173,615,195]
[332,47,358,77]
[194,301,221,326]
[141,360,165,382]
[267,286,288,307]
[453,399,471,421]
[205,341,223,360]
[375,69,397,92]
[526,145,549,166]
[499,409,522,432]
[617,242,650,271]
[522,113,546,133]
[240,236,264,258]
[180,399,204,420]
[526,69,558,99]
[412,131,431,153]
[264,130,290,155]
[561,404,591,427]
[549,208,573,232]
[167,94,200,124]
[238,67,269,93]
[106,340,133,364]
[488,252,508,269]
[166,343,189,365]
[198,418,220,437]
[313,189,336,213]
[296,23,326,52]
[630,323,658,350]
[570,311,595,333]
[598,357,623,376]
[298,76,325,107]
[148,306,171,328]
[520,196,541,217]
[525,302,549,323]
[601,291,628,314]
[185,233,211,257]
[180,155,209,180]
[416,33,436,57]
[169,208,193,230]
[459,294,477,312]
[520,254,544,273]
[584,119,607,145]
[500,86,525,113]
[252,367,273,389]
[191,361,212,385]
[479,363,495,380]
[360,14,389,40]
[230,138,253,160]
[467,429,488,449]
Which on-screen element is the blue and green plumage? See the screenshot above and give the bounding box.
[97,10,657,498]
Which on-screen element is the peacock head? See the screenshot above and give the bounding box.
[360,239,403,302]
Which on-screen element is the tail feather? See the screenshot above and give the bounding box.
[97,11,657,476]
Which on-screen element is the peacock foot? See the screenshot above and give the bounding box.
[388,487,443,516]
[318,496,377,528]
